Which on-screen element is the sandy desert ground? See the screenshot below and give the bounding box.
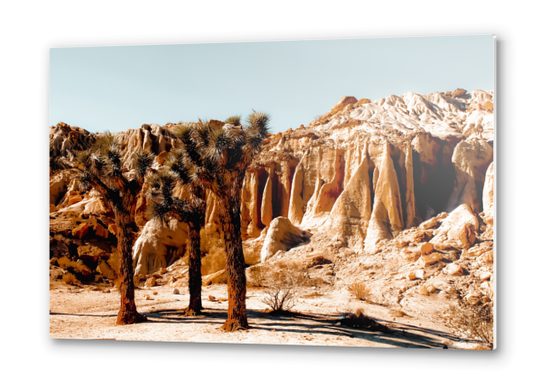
[50,277,475,349]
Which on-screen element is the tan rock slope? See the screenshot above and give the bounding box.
[243,89,494,257]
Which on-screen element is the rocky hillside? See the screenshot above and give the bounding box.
[49,88,494,332]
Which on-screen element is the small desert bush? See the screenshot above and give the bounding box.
[260,265,305,312]
[349,281,371,301]
[444,303,494,348]
[57,256,87,274]
[340,308,387,331]
[62,272,80,286]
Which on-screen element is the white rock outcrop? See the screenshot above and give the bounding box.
[132,218,188,275]
[260,217,310,262]
[431,204,479,250]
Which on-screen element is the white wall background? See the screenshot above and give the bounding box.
[1,1,539,382]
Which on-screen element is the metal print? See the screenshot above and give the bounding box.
[49,35,495,349]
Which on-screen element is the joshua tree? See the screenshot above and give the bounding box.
[76,133,155,325]
[171,113,270,331]
[146,155,207,316]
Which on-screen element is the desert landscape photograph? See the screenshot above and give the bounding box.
[49,35,495,350]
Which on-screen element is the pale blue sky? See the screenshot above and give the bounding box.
[50,35,494,134]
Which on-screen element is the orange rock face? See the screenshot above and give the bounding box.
[94,224,109,238]
[72,223,89,239]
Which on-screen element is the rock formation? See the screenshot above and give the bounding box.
[260,217,311,262]
[132,218,188,275]
[243,89,494,255]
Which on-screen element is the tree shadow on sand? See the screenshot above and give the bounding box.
[142,307,463,349]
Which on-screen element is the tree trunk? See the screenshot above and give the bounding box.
[115,212,146,325]
[185,221,203,316]
[220,198,248,331]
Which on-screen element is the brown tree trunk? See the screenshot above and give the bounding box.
[185,221,203,316]
[115,212,146,325]
[220,198,248,331]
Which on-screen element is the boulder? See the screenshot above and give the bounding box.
[479,271,492,281]
[421,243,434,255]
[418,253,443,268]
[260,217,310,262]
[419,285,429,296]
[426,284,437,294]
[420,217,439,230]
[145,276,156,288]
[132,218,188,275]
[431,204,479,250]
[407,269,425,280]
[445,263,463,276]
[202,270,227,286]
[415,269,426,280]
[242,228,268,265]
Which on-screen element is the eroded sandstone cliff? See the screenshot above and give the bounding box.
[242,89,494,259]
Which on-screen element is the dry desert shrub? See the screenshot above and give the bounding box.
[260,265,305,312]
[444,303,494,348]
[349,281,371,301]
[339,308,387,331]
[57,256,90,275]
[62,272,80,286]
